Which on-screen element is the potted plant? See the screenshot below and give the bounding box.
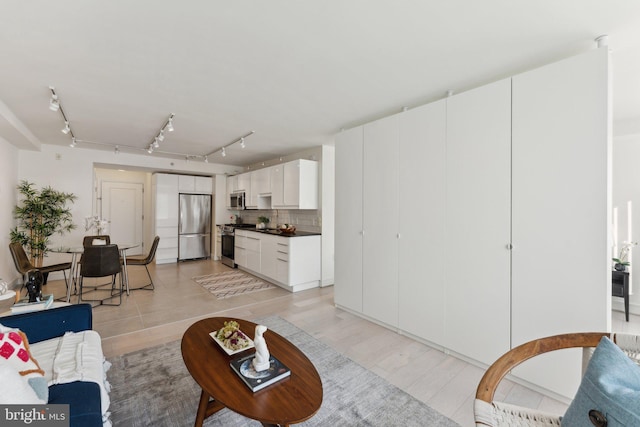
[613,241,638,272]
[10,181,77,266]
[257,216,270,229]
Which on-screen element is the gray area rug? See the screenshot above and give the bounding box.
[108,316,461,426]
[192,270,275,299]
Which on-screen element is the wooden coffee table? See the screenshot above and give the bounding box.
[181,317,323,427]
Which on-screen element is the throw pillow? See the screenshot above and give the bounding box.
[0,324,48,403]
[0,357,43,404]
[562,336,640,426]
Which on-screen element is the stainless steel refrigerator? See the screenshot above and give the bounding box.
[178,193,212,260]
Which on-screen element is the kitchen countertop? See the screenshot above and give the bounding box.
[242,228,321,237]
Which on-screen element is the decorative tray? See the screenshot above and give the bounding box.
[209,330,255,356]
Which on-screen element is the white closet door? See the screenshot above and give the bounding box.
[511,48,610,398]
[444,78,512,365]
[363,114,400,327]
[398,100,447,344]
[334,126,364,313]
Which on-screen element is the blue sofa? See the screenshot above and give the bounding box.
[1,304,104,427]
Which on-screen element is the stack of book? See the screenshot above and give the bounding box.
[230,353,291,392]
[11,294,54,314]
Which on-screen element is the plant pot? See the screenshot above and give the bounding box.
[614,263,627,272]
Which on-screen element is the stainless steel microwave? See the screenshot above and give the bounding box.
[229,192,245,210]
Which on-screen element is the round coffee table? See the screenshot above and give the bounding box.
[181,317,323,427]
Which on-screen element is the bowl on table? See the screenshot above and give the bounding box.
[278,224,296,234]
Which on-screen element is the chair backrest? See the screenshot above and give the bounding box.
[142,236,160,264]
[80,244,121,277]
[83,235,111,247]
[9,242,34,275]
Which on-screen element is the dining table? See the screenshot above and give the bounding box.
[52,242,140,303]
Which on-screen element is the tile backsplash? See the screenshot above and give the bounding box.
[231,209,321,233]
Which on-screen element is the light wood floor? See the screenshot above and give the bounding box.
[41,259,638,427]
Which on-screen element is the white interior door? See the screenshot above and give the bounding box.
[102,181,144,255]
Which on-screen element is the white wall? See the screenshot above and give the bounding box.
[613,134,640,314]
[0,139,19,285]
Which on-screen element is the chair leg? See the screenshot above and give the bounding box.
[78,274,122,307]
[127,265,155,291]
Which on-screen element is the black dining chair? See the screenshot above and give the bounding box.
[123,236,160,291]
[78,244,122,306]
[9,242,72,295]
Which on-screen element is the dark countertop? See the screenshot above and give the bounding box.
[242,228,321,237]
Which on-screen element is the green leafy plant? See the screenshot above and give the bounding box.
[10,181,77,266]
[257,216,270,224]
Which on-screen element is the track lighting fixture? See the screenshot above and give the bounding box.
[203,130,254,161]
[61,121,70,134]
[221,147,226,157]
[153,137,160,149]
[166,117,174,132]
[49,97,60,112]
[204,156,209,163]
[240,138,245,149]
[147,145,154,154]
[158,130,165,142]
[69,137,76,148]
[114,145,120,155]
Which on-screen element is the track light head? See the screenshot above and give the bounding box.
[221,147,226,157]
[147,145,154,154]
[49,98,60,111]
[61,121,70,134]
[166,118,174,132]
[158,130,165,142]
[204,156,209,163]
[153,137,160,149]
[240,138,245,149]
[69,137,76,148]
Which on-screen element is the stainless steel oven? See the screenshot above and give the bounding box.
[220,225,236,268]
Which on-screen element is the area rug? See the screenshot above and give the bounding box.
[107,316,461,427]
[192,270,275,299]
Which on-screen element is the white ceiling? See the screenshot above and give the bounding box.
[1,1,639,166]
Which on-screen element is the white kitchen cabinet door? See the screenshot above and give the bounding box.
[511,48,610,398]
[260,233,277,279]
[363,114,399,327]
[153,174,179,264]
[178,175,195,192]
[234,231,247,267]
[334,126,364,313]
[444,78,512,365]
[250,167,271,208]
[245,234,261,272]
[271,165,284,207]
[237,172,251,193]
[398,100,447,344]
[195,176,213,194]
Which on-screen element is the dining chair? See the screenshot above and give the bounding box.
[123,236,160,291]
[9,242,72,295]
[74,235,112,287]
[78,244,122,306]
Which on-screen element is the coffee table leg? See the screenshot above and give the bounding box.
[194,389,225,427]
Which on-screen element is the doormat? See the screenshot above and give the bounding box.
[192,270,276,299]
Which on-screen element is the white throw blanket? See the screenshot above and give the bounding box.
[31,331,111,427]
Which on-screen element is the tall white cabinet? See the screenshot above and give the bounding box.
[510,47,610,397]
[398,100,447,345]
[334,47,610,399]
[335,127,364,313]
[444,79,512,365]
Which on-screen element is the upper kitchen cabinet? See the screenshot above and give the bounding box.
[178,175,212,194]
[510,47,610,397]
[444,78,512,366]
[272,159,318,209]
[237,172,251,194]
[247,167,272,209]
[226,175,238,208]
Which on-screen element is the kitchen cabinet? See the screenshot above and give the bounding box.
[234,230,247,267]
[226,175,238,208]
[271,160,318,209]
[444,78,512,366]
[334,127,364,313]
[248,167,271,209]
[237,172,251,194]
[195,176,213,193]
[397,99,447,345]
[362,114,399,327]
[179,175,212,194]
[152,173,179,264]
[237,230,321,292]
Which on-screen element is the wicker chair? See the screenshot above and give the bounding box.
[474,332,640,426]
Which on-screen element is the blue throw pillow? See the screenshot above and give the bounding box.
[562,336,640,426]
